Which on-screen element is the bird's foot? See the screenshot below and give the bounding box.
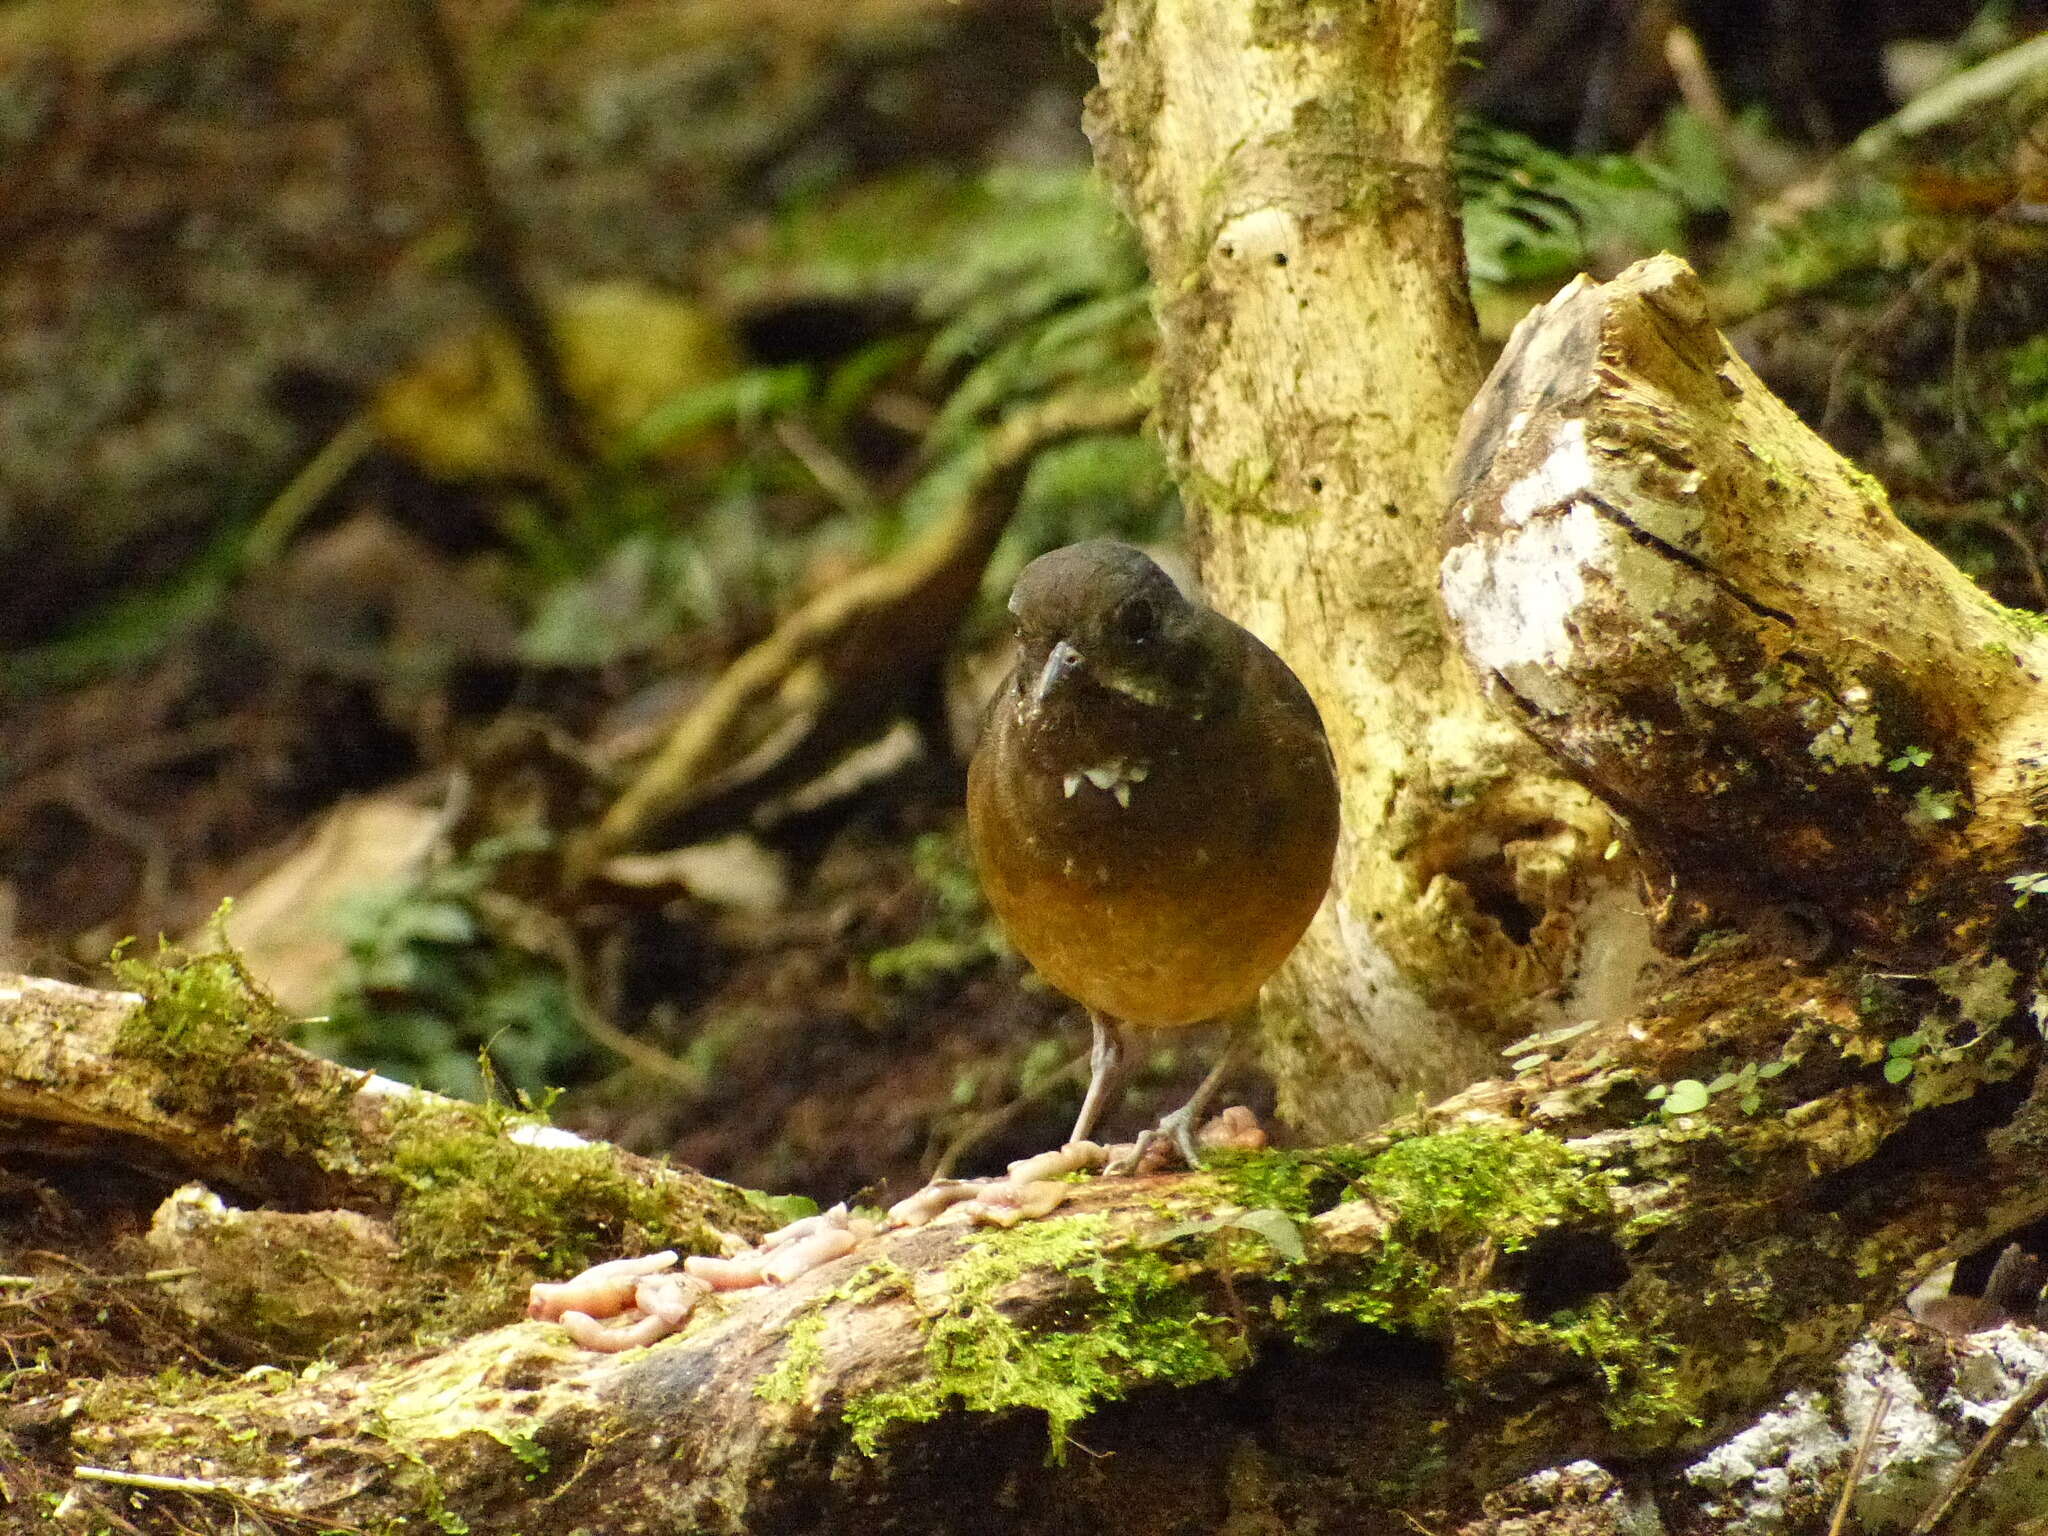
[1103,1104,1268,1176]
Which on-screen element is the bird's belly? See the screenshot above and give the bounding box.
[968,758,1334,1027]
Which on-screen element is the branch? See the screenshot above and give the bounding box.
[1088,0,1635,1141]
[568,385,1145,874]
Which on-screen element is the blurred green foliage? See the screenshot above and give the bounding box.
[301,830,586,1100]
[868,830,1006,990]
[1457,113,1730,290]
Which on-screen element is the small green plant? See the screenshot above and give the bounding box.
[1910,786,1963,824]
[1645,1056,1792,1117]
[1872,959,2022,1102]
[1146,1207,1307,1264]
[2005,871,2048,907]
[304,830,586,1099]
[487,1429,550,1480]
[1456,115,1725,291]
[1882,1033,1923,1085]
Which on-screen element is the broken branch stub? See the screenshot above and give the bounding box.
[1442,254,2048,953]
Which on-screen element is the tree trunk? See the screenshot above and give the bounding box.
[20,258,2048,1534]
[1086,0,1653,1139]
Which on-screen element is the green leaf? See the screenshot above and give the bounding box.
[1756,1060,1789,1079]
[1911,786,1962,823]
[744,1190,820,1227]
[390,900,479,948]
[1645,1084,1669,1101]
[1888,1034,1924,1058]
[1706,1072,1739,1094]
[1883,1058,1915,1085]
[1227,1208,1307,1265]
[1146,1209,1306,1265]
[1663,1080,1711,1115]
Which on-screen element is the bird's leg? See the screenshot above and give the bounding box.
[1069,1009,1129,1145]
[1111,1014,1249,1174]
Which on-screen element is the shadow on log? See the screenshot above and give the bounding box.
[8,258,2048,1534]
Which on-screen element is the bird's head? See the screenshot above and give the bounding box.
[1003,541,1237,727]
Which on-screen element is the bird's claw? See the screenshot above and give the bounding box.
[1101,1135,1145,1177]
[1166,1105,1207,1170]
[1102,1109,1205,1177]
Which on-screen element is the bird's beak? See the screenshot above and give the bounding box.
[1031,640,1084,706]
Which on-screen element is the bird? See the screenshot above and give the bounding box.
[966,540,1340,1168]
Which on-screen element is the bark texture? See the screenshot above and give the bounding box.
[1443,255,2048,960]
[1087,0,1652,1138]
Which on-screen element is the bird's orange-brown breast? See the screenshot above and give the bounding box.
[968,636,1338,1028]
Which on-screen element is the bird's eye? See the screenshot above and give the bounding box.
[1111,596,1160,643]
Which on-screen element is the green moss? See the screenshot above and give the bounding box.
[835,1128,1692,1456]
[756,1311,830,1406]
[1311,1126,1607,1332]
[1301,1127,1691,1438]
[384,1105,726,1334]
[842,1214,1239,1461]
[1365,1125,1603,1244]
[1996,599,2048,638]
[103,931,761,1340]
[111,931,287,1065]
[1535,1298,1689,1439]
[755,1255,915,1405]
[109,930,361,1172]
[1204,1145,1377,1216]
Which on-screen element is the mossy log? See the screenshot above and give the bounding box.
[12,262,2048,1533]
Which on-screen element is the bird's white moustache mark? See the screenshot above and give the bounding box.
[1061,759,1150,808]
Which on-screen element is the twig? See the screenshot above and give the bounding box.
[243,414,380,568]
[72,1464,369,1533]
[1910,1366,2048,1535]
[1819,213,1996,439]
[74,1466,235,1495]
[1662,25,1733,142]
[394,0,592,469]
[1828,1382,1893,1536]
[773,418,879,522]
[1907,500,2048,607]
[491,894,709,1091]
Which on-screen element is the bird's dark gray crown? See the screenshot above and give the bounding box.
[1005,541,1239,726]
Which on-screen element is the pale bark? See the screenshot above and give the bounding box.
[1087,0,1652,1138]
[1442,254,2048,957]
